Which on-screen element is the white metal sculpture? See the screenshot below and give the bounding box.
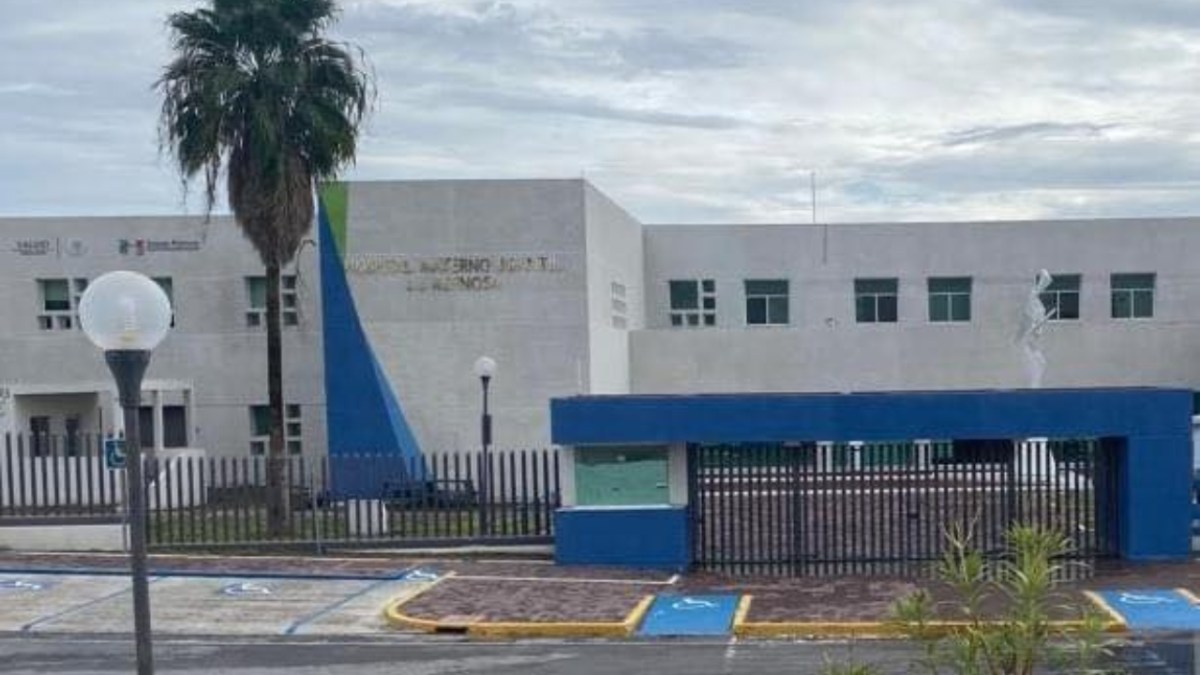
[1017,269,1055,388]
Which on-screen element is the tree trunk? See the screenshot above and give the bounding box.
[265,259,290,537]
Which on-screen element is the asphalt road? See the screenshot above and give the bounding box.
[0,635,922,674]
[1,634,1195,674]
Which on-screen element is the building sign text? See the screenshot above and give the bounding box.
[345,253,565,292]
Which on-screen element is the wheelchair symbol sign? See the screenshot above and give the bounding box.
[671,597,718,611]
[1118,592,1178,605]
[402,569,439,583]
[221,582,273,597]
[0,579,45,592]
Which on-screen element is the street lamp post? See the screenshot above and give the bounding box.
[79,271,172,675]
[473,356,496,536]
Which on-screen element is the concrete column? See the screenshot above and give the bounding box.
[668,443,688,506]
[817,441,835,473]
[1120,435,1192,560]
[914,439,932,469]
[558,446,577,507]
[849,441,864,471]
[108,389,124,438]
[152,390,164,454]
[183,389,195,448]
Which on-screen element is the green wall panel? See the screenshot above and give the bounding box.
[575,446,669,506]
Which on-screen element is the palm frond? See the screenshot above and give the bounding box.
[156,0,372,264]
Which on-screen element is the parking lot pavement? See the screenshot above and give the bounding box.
[0,572,430,637]
[288,578,431,635]
[0,574,135,632]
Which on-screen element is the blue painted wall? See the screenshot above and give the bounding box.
[552,389,1190,444]
[551,389,1193,564]
[555,506,691,571]
[318,201,423,494]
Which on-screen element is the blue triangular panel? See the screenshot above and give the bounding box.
[319,201,423,496]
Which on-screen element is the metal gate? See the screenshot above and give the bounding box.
[688,439,1120,576]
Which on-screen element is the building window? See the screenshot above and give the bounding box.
[855,278,898,323]
[1111,273,1155,319]
[669,279,716,327]
[928,277,971,322]
[37,278,87,330]
[152,277,176,327]
[744,279,789,325]
[611,280,628,330]
[249,404,302,455]
[1037,274,1080,321]
[246,275,299,328]
[29,416,51,457]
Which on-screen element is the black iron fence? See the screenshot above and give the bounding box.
[0,434,561,550]
[689,438,1122,576]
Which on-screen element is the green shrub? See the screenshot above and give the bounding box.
[889,520,1121,675]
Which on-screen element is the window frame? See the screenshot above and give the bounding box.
[927,276,972,323]
[246,275,299,328]
[1039,274,1081,321]
[668,279,716,328]
[854,277,899,323]
[1111,272,1155,319]
[249,404,302,455]
[152,276,176,327]
[744,279,790,326]
[37,277,87,331]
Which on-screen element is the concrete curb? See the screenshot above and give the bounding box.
[733,594,1127,639]
[468,596,655,639]
[383,578,655,638]
[1082,589,1129,631]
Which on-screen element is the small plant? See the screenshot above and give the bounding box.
[890,520,1122,675]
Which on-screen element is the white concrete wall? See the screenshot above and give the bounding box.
[11,392,102,438]
[582,183,645,395]
[635,218,1200,393]
[0,216,326,457]
[0,523,126,552]
[5,184,1200,463]
[343,180,592,451]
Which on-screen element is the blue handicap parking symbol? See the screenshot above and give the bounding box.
[400,569,439,583]
[1098,589,1200,630]
[638,594,740,637]
[221,581,273,597]
[0,578,47,592]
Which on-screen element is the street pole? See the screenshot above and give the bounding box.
[106,350,154,675]
[480,374,492,536]
[78,270,170,675]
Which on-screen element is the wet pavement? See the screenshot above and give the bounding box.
[7,550,1200,647]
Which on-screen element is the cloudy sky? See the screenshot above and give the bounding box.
[4,0,1200,223]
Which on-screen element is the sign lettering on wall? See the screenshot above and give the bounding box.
[118,239,203,255]
[344,254,565,292]
[10,238,87,258]
[13,239,52,256]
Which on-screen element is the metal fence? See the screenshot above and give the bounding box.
[689,438,1121,576]
[0,434,561,550]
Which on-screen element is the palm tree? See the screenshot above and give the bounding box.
[157,0,371,535]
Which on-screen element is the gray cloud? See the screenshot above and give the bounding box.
[340,1,749,75]
[425,85,745,129]
[941,123,1117,147]
[5,0,1200,224]
[1001,0,1200,28]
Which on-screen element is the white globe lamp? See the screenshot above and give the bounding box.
[78,269,171,675]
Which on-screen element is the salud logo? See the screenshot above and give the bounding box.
[118,239,146,256]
